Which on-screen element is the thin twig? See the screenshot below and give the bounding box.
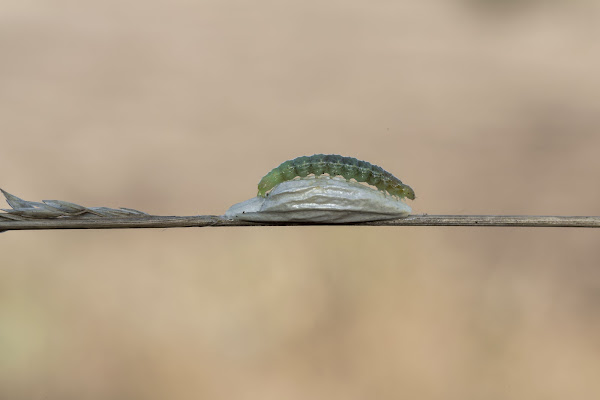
[1,189,598,231]
[1,215,599,231]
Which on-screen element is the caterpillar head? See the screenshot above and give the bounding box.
[257,181,269,197]
[257,170,283,197]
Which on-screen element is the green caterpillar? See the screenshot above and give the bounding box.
[257,154,415,200]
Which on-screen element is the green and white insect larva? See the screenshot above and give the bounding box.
[257,154,415,200]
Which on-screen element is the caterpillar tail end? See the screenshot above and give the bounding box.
[404,185,416,201]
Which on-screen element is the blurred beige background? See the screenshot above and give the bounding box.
[1,0,600,399]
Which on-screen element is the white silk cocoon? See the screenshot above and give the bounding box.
[224,177,411,223]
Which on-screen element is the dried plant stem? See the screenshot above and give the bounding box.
[1,215,599,231]
[1,189,598,231]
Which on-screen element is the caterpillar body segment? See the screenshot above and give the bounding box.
[257,154,415,200]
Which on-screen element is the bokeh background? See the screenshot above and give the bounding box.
[1,0,600,399]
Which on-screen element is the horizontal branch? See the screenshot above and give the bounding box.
[1,215,599,231]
